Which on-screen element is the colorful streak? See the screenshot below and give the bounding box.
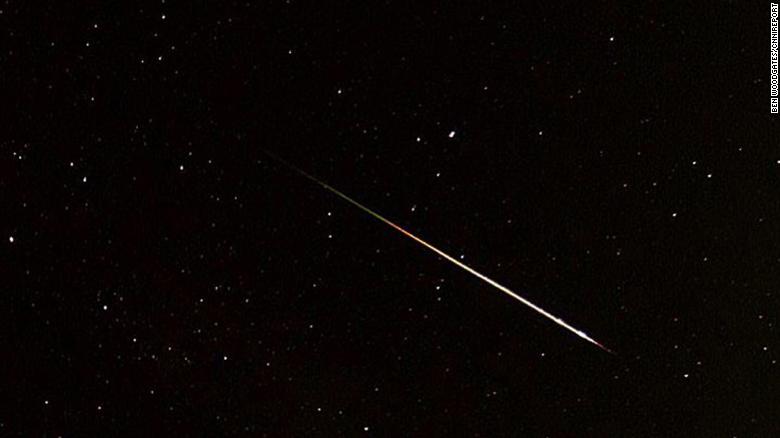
[263,149,613,354]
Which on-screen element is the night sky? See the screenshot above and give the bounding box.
[2,1,778,436]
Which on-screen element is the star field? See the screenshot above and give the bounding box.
[1,1,777,436]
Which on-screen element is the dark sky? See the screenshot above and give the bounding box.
[2,1,778,436]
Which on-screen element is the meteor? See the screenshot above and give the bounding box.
[262,149,613,354]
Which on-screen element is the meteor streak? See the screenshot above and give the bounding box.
[262,149,613,354]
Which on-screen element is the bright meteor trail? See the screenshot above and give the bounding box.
[262,149,613,354]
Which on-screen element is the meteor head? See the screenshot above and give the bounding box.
[576,330,615,354]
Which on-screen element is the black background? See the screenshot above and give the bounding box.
[2,1,777,436]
